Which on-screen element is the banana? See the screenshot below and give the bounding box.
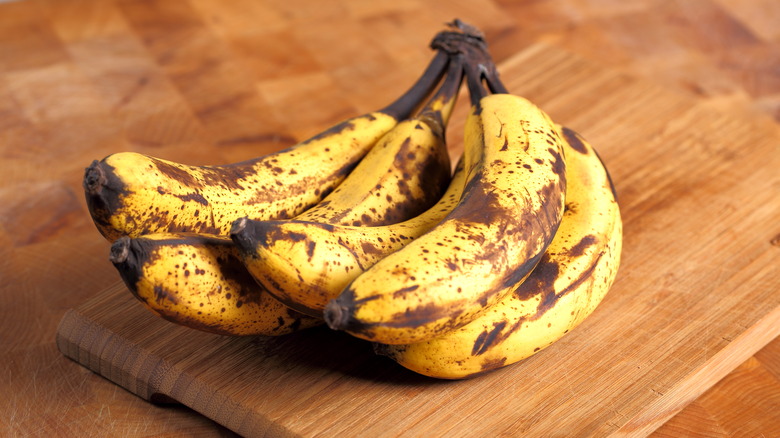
[284,53,463,227]
[374,126,622,379]
[231,55,466,317]
[322,58,567,345]
[230,156,466,317]
[83,50,450,241]
[108,233,322,336]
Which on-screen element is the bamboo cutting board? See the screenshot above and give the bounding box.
[56,44,780,437]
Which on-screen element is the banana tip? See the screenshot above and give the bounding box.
[229,217,256,252]
[83,160,106,195]
[323,300,349,331]
[109,236,131,264]
[372,342,390,357]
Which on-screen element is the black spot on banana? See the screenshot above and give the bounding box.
[84,49,452,241]
[374,126,622,379]
[109,233,321,336]
[323,53,568,345]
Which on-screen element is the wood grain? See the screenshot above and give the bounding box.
[2,0,779,436]
[54,43,780,437]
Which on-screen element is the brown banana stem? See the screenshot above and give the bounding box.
[419,53,465,114]
[416,53,465,136]
[483,69,509,94]
[464,61,489,110]
[380,50,450,120]
[433,19,507,97]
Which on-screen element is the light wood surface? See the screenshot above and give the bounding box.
[2,0,779,436]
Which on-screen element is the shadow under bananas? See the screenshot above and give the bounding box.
[239,326,455,386]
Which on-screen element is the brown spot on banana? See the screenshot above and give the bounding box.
[173,192,209,206]
[471,250,605,357]
[306,240,316,261]
[153,285,179,306]
[472,321,508,355]
[561,126,588,155]
[456,357,508,380]
[151,158,199,187]
[304,121,357,144]
[567,234,598,258]
[214,252,265,306]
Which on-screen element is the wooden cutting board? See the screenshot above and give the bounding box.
[56,43,780,437]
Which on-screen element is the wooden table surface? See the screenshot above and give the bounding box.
[1,0,778,436]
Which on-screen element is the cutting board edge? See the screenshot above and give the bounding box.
[54,284,302,438]
[616,303,780,437]
[55,299,159,403]
[54,280,780,437]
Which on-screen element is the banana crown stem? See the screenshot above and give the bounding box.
[431,21,508,111]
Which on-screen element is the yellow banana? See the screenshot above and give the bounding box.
[231,55,466,316]
[323,62,567,345]
[83,50,450,241]
[230,156,466,317]
[375,126,622,379]
[108,233,321,336]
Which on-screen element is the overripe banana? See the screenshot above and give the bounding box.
[108,233,321,336]
[283,53,463,227]
[322,54,567,345]
[83,50,450,241]
[231,55,466,317]
[374,126,622,379]
[230,156,466,317]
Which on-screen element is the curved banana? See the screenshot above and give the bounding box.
[322,63,567,345]
[83,50,450,241]
[231,156,466,317]
[108,233,322,336]
[231,56,466,317]
[375,126,622,379]
[289,54,464,227]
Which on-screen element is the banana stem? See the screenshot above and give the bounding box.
[483,70,509,94]
[380,50,450,120]
[464,61,489,110]
[418,53,465,129]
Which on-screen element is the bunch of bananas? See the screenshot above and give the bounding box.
[84,21,621,379]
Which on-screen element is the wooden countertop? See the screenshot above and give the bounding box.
[2,0,778,436]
